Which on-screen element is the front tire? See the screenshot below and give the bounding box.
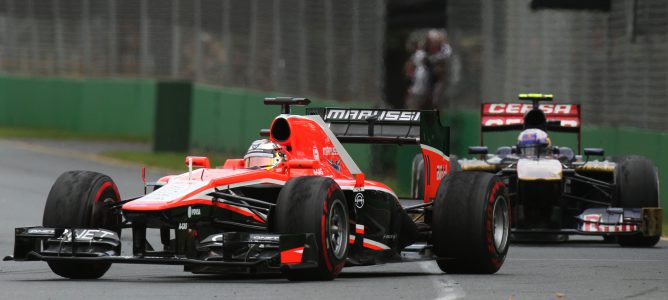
[274,176,350,281]
[613,156,661,247]
[432,172,510,274]
[42,171,121,279]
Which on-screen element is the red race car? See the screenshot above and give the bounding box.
[6,97,510,280]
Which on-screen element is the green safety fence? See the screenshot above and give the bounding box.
[1,75,667,215]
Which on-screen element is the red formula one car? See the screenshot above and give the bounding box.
[6,98,510,280]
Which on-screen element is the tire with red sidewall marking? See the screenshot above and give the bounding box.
[42,171,121,279]
[612,155,661,247]
[274,176,350,281]
[432,171,510,274]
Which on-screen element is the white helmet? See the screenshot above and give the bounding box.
[517,129,551,157]
[244,139,284,169]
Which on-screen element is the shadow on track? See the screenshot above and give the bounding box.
[9,269,437,284]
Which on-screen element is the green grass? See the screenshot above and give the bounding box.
[0,126,147,142]
[102,150,231,171]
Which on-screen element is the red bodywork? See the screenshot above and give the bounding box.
[123,115,450,218]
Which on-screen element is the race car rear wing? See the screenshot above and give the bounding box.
[480,94,581,153]
[481,103,580,132]
[306,107,450,155]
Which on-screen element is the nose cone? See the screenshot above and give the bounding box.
[517,158,562,181]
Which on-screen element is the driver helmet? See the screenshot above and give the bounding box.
[244,139,284,170]
[517,129,551,157]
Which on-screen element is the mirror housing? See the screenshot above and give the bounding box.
[185,156,211,169]
[468,146,489,155]
[583,148,604,156]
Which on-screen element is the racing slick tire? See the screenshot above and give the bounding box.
[432,172,510,274]
[274,176,350,281]
[42,171,121,279]
[613,156,661,247]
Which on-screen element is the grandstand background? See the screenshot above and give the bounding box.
[449,0,668,131]
[0,0,385,104]
[1,0,668,205]
[1,0,667,130]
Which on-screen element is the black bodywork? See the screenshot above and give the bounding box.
[457,95,662,239]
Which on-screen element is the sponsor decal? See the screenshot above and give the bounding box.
[178,223,188,230]
[59,229,116,241]
[313,168,324,176]
[383,234,397,240]
[482,117,579,127]
[436,164,448,180]
[328,159,341,172]
[312,146,320,160]
[325,109,420,122]
[354,193,365,208]
[187,206,201,218]
[323,146,338,156]
[484,103,576,115]
[27,228,55,235]
[249,234,280,242]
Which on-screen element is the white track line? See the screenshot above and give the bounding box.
[509,258,666,262]
[418,262,466,300]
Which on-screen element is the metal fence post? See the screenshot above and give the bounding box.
[6,0,16,73]
[350,0,360,97]
[374,0,385,100]
[298,0,308,95]
[140,0,149,76]
[171,0,180,78]
[194,0,202,81]
[324,0,334,99]
[53,0,64,73]
[248,0,258,88]
[222,0,231,84]
[271,0,281,91]
[82,0,91,75]
[108,0,117,76]
[29,0,39,74]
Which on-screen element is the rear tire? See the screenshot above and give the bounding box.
[42,171,121,279]
[274,176,350,281]
[432,172,510,274]
[613,156,661,247]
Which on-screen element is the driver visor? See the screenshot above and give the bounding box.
[245,155,275,168]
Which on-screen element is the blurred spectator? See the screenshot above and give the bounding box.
[426,30,452,108]
[404,29,452,109]
[404,39,429,109]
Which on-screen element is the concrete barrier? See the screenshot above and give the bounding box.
[0,75,156,138]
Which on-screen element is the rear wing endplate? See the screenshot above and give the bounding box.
[306,107,450,155]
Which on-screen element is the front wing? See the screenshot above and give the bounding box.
[6,227,320,273]
[512,207,663,236]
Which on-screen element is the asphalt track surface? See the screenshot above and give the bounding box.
[0,138,667,299]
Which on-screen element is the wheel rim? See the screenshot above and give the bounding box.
[492,196,509,252]
[328,199,349,260]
